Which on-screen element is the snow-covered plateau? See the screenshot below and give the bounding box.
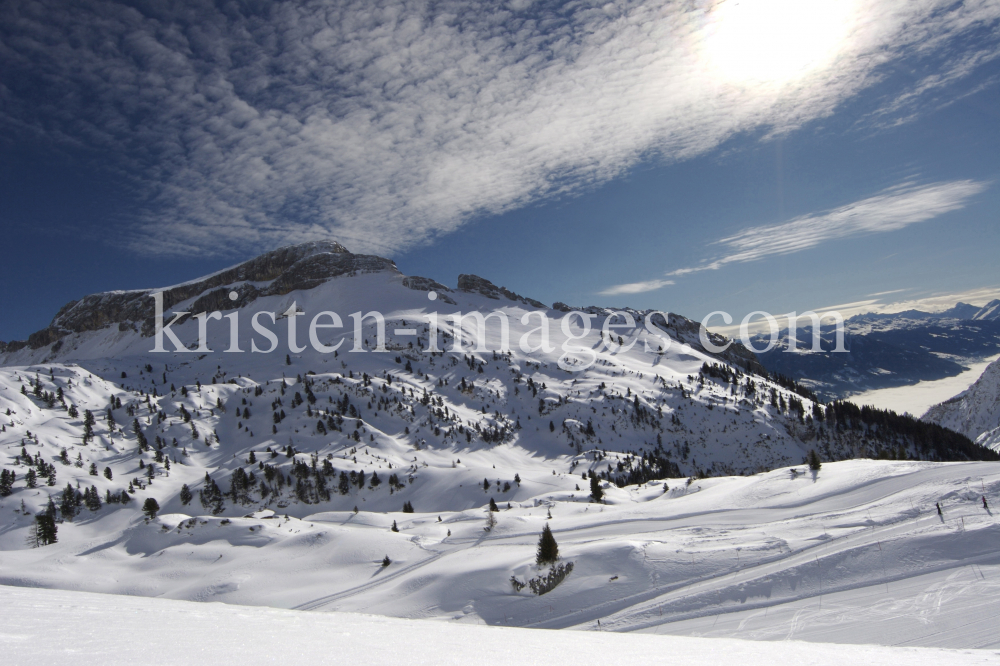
[1,241,998,660]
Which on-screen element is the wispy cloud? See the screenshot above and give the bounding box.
[705,287,1000,337]
[599,179,987,295]
[598,278,674,296]
[1,1,998,257]
[874,285,1000,315]
[689,179,987,273]
[867,288,911,297]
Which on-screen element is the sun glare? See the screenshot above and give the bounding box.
[704,0,856,86]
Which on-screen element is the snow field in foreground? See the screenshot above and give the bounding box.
[2,585,997,666]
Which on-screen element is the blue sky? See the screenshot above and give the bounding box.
[1,0,999,342]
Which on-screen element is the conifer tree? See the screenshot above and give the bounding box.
[82,409,95,443]
[60,483,78,521]
[84,485,102,511]
[142,497,160,519]
[590,475,604,503]
[536,523,559,565]
[179,484,193,505]
[391,520,399,532]
[32,512,58,546]
[489,497,499,512]
[807,449,822,472]
[0,469,13,496]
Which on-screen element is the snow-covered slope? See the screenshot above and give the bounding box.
[973,299,1000,321]
[2,459,1000,650]
[923,357,1000,451]
[6,586,992,666]
[2,241,996,648]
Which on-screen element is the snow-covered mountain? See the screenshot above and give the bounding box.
[1,241,996,644]
[755,303,1000,400]
[972,299,1000,321]
[1,241,983,495]
[923,356,1000,451]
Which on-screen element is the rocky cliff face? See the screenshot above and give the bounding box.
[456,274,547,309]
[5,241,399,351]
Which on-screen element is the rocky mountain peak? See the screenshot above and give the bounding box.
[3,240,398,352]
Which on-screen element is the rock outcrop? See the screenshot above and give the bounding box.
[402,276,456,304]
[457,274,547,309]
[11,241,399,348]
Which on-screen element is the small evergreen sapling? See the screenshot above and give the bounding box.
[536,523,559,565]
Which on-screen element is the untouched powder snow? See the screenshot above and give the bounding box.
[2,585,997,666]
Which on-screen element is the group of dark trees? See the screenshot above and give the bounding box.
[697,362,998,464]
[821,401,998,462]
[584,448,680,489]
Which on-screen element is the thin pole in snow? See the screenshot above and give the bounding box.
[816,556,823,608]
[877,540,889,593]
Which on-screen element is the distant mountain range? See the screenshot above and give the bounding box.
[755,300,1000,401]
